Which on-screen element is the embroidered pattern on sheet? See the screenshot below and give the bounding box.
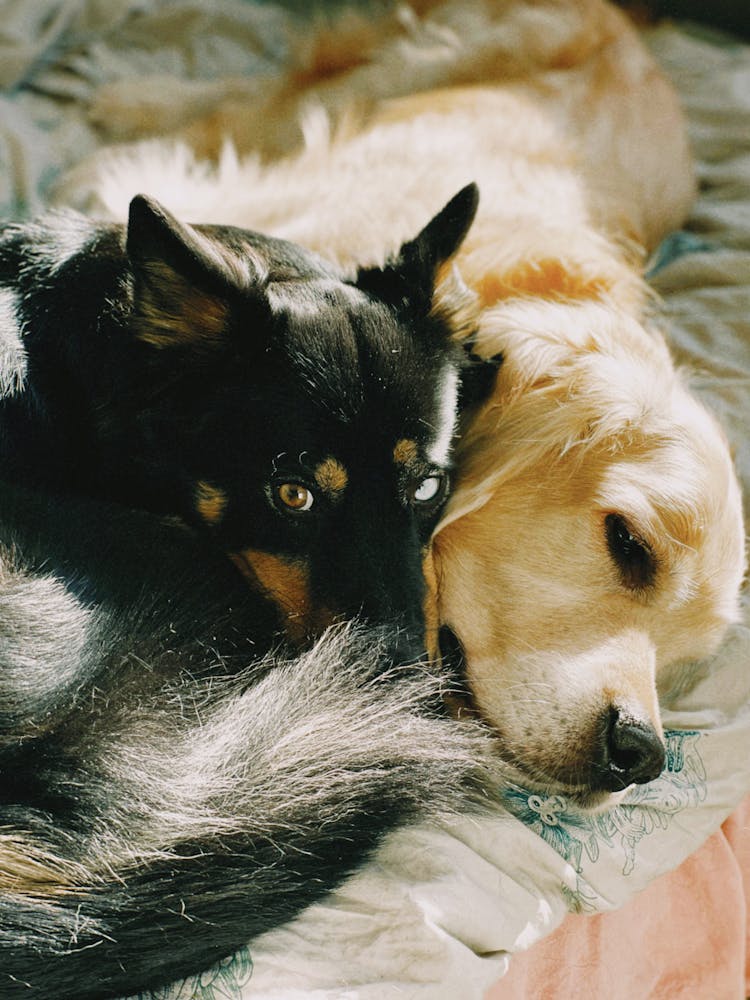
[141,947,253,1000]
[500,729,707,910]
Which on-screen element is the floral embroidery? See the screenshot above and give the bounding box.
[501,729,706,906]
[138,946,253,1000]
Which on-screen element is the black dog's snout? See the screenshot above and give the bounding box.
[593,707,666,791]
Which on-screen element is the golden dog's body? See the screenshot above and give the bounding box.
[84,0,694,251]
[68,0,745,805]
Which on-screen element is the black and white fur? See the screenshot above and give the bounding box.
[0,479,495,999]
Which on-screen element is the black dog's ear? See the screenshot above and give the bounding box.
[355,183,479,317]
[126,194,265,351]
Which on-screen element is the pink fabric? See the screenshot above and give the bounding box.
[723,800,750,995]
[486,796,750,1000]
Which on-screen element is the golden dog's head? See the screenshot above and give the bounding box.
[435,299,746,807]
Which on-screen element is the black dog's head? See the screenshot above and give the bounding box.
[123,187,491,659]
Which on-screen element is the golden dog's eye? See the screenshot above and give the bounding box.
[605,513,656,590]
[277,483,314,512]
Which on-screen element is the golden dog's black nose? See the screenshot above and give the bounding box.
[593,707,666,791]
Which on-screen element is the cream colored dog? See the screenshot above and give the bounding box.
[65,0,746,806]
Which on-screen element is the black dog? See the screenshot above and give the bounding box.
[0,187,499,997]
[0,183,494,659]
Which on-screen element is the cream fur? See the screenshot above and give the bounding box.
[61,0,745,805]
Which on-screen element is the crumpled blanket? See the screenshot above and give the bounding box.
[1,5,749,998]
[489,796,750,999]
[0,0,289,217]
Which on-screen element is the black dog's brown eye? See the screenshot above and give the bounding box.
[605,513,656,590]
[277,483,314,512]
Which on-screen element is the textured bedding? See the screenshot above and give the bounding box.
[1,4,749,998]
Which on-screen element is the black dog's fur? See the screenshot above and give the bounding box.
[0,188,499,997]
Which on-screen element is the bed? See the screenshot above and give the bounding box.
[1,3,749,997]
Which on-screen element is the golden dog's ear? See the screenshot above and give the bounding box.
[355,183,479,318]
[126,194,266,350]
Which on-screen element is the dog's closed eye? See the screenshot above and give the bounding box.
[605,513,656,591]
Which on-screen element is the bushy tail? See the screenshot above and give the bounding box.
[0,626,495,1000]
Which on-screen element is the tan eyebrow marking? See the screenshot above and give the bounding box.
[194,480,228,525]
[314,457,349,496]
[393,438,419,468]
